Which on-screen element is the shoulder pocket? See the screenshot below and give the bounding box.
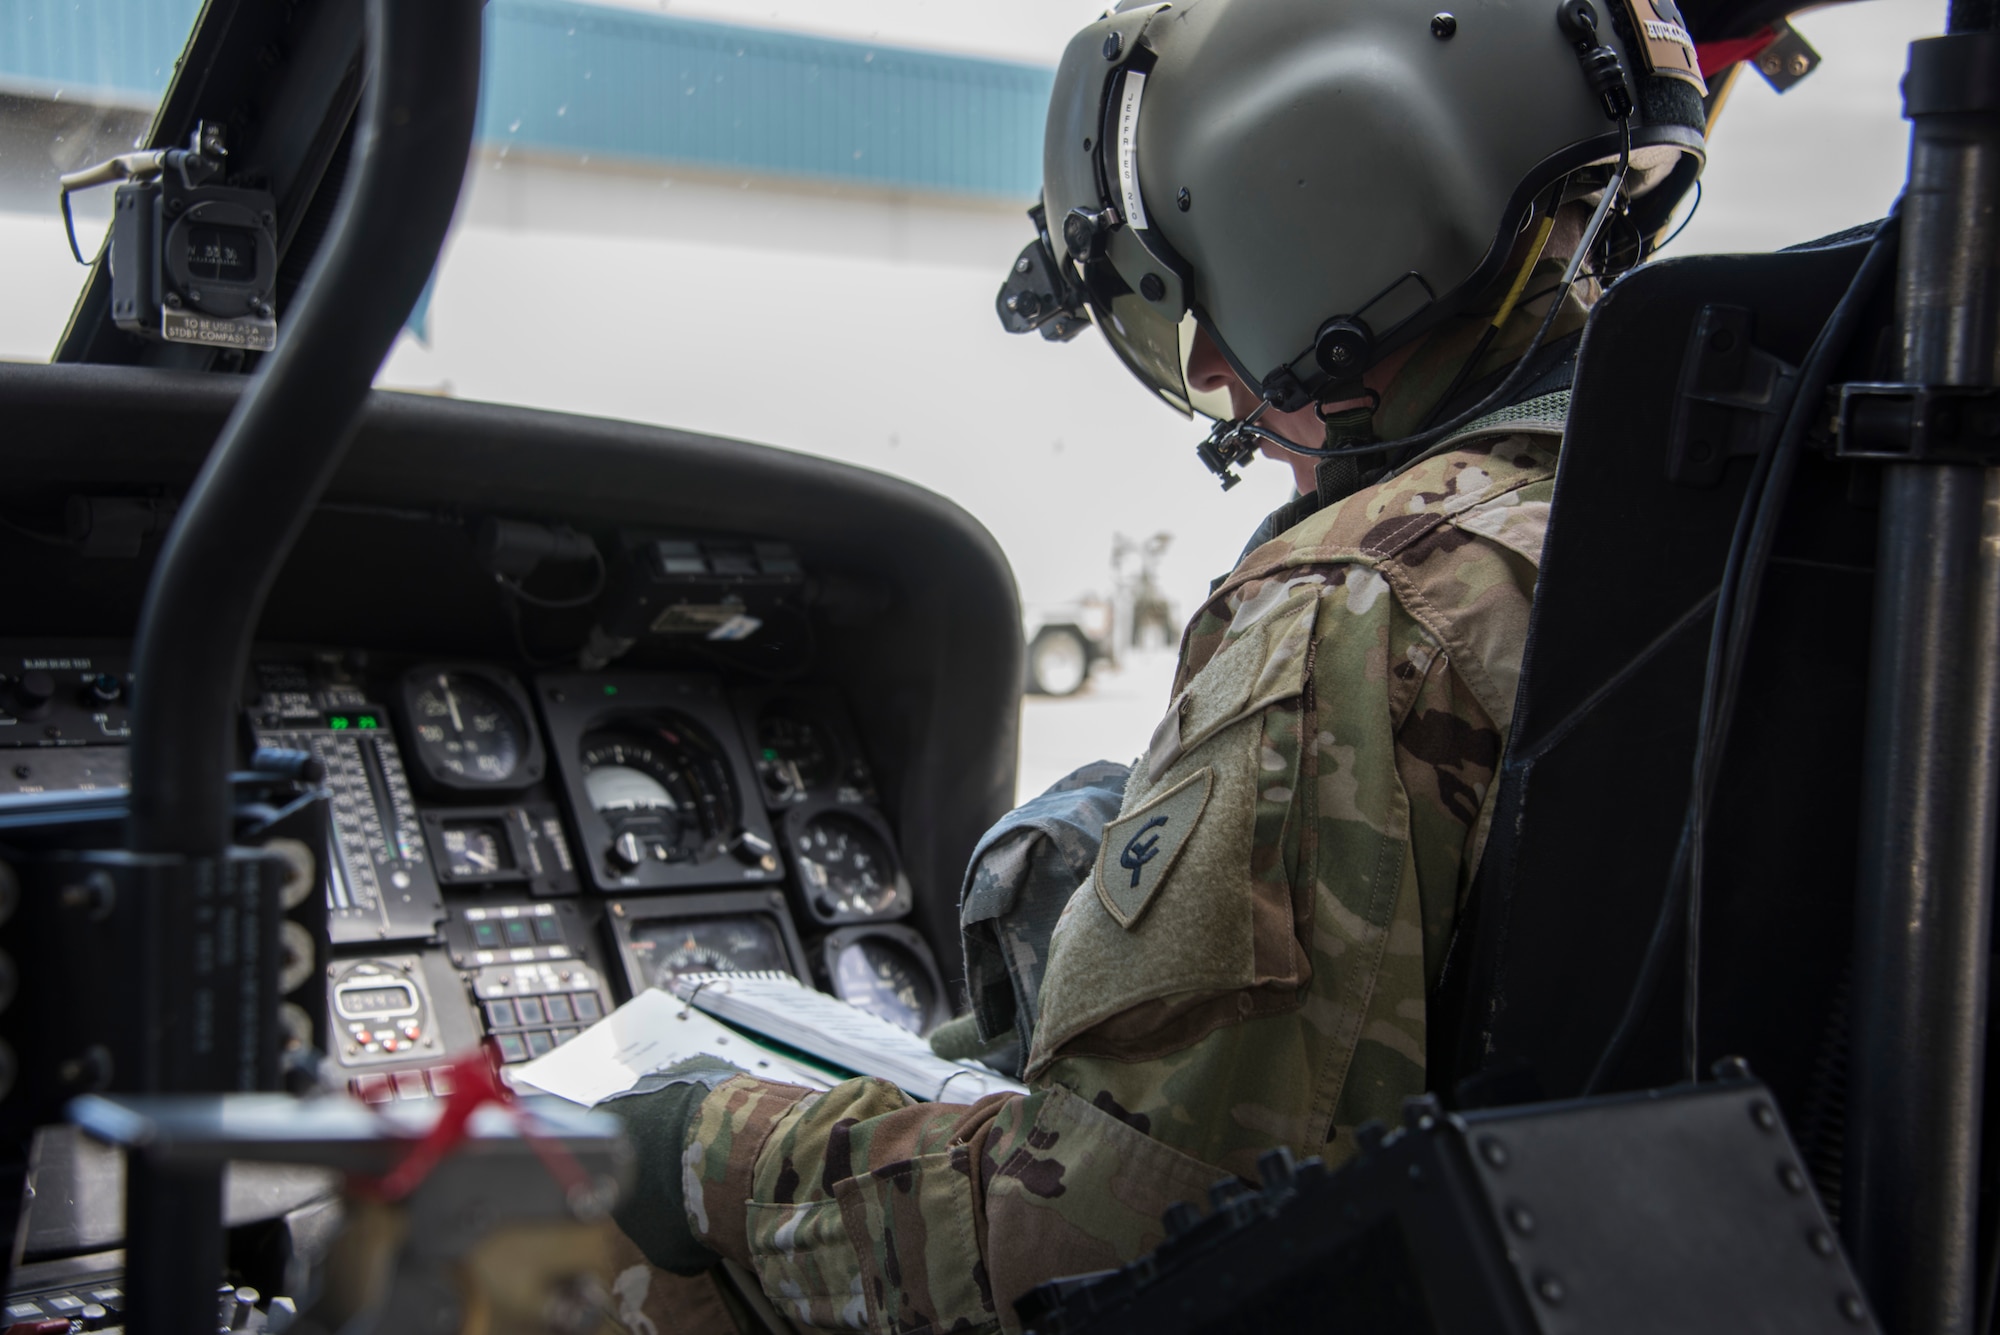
[1029,588,1320,1075]
[1142,585,1321,785]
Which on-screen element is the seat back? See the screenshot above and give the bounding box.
[1433,233,1889,1203]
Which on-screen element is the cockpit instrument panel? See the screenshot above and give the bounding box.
[606,889,810,995]
[0,635,955,1113]
[537,672,783,893]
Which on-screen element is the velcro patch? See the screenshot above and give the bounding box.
[1094,768,1212,930]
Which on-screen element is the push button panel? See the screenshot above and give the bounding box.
[444,902,581,968]
[468,959,610,1068]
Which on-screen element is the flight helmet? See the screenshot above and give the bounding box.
[998,0,1709,476]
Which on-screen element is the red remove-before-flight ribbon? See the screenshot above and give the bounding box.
[353,1041,593,1205]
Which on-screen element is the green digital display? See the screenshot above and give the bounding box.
[325,712,382,731]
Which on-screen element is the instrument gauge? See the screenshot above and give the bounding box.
[823,926,947,1036]
[440,819,514,881]
[540,672,784,893]
[756,707,837,801]
[627,913,792,990]
[786,807,908,922]
[580,718,738,873]
[398,666,544,793]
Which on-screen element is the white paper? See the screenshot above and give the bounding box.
[511,988,834,1106]
[673,973,1029,1103]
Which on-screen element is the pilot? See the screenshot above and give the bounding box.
[598,0,1710,1327]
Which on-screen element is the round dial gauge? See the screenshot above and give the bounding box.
[410,672,526,785]
[440,819,514,881]
[757,707,836,798]
[831,936,937,1035]
[631,914,791,989]
[580,719,737,869]
[795,811,902,918]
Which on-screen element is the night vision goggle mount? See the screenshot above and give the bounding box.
[995,203,1092,343]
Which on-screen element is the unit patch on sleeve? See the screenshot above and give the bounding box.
[1094,767,1213,930]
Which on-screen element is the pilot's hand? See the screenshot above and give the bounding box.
[595,1056,742,1275]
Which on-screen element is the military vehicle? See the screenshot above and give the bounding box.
[0,0,1992,1331]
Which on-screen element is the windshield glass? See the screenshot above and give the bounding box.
[1,0,198,355]
[0,0,1948,800]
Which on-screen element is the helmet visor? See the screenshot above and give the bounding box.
[1080,221,1195,415]
[1042,11,1210,415]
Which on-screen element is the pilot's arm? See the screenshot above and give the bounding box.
[598,437,1550,1334]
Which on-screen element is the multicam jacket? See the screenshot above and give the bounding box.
[669,407,1567,1333]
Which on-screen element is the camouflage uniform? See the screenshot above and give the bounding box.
[625,288,1589,1333]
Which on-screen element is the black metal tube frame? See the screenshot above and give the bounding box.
[116,3,483,1332]
[125,0,483,859]
[1846,22,2000,1335]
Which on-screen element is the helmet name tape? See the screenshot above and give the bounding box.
[1116,72,1151,232]
[1615,0,1708,93]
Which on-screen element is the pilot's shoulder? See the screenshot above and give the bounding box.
[1244,434,1559,577]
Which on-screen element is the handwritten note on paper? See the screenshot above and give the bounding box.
[511,987,835,1106]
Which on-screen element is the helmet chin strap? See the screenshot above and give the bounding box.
[1312,404,1378,505]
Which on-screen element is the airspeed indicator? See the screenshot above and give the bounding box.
[398,665,545,793]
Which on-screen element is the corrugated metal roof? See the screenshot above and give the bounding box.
[0,0,1053,199]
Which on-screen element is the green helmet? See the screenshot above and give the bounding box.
[998,0,1707,424]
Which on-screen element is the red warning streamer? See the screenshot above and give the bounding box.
[354,1042,592,1204]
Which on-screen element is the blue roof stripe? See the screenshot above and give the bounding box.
[0,0,201,104]
[0,0,1054,199]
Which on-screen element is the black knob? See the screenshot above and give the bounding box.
[15,670,54,715]
[728,828,776,866]
[608,832,645,872]
[87,673,122,704]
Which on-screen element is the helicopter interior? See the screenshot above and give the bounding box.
[0,0,1022,1314]
[0,0,1992,1331]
